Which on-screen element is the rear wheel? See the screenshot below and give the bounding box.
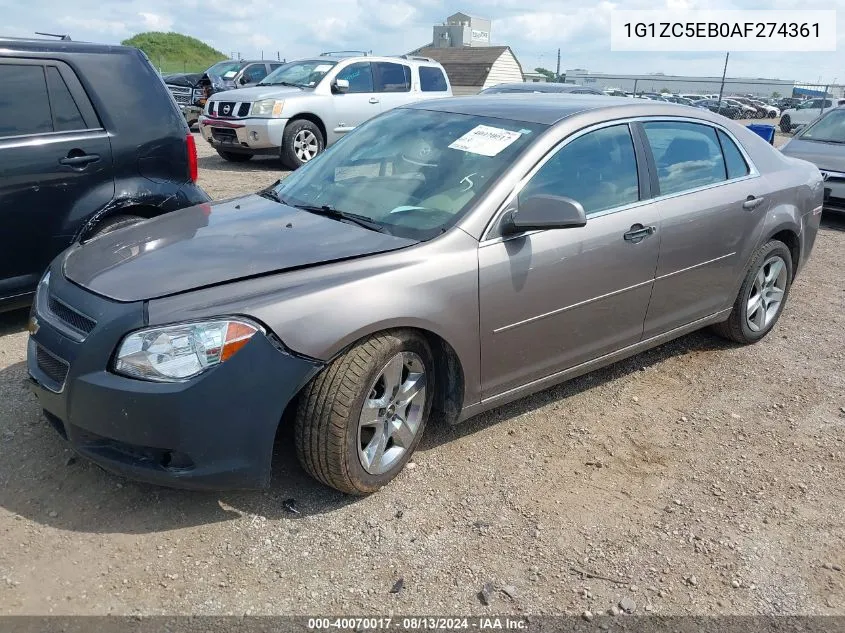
[779,115,793,133]
[294,330,434,495]
[281,119,324,170]
[711,240,793,344]
[91,214,144,237]
[216,150,253,163]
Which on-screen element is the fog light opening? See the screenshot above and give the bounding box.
[160,451,193,471]
[249,131,259,141]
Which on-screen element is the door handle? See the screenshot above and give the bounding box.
[623,224,657,243]
[59,153,100,168]
[742,195,764,210]
[368,97,380,104]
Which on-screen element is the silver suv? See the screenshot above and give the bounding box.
[198,53,452,168]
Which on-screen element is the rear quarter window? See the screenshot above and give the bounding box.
[419,66,448,92]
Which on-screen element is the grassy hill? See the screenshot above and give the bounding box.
[121,32,227,74]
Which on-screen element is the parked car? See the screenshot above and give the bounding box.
[779,97,845,133]
[27,96,822,495]
[748,99,780,119]
[603,89,628,97]
[694,99,742,119]
[666,96,694,106]
[776,97,804,111]
[199,54,452,169]
[723,99,758,118]
[729,96,770,119]
[780,106,845,213]
[199,59,285,101]
[679,94,705,102]
[163,72,205,127]
[0,37,208,312]
[481,83,604,95]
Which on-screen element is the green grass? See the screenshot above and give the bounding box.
[121,32,227,74]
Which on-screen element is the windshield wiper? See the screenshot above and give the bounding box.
[257,81,303,88]
[291,203,388,233]
[257,188,285,203]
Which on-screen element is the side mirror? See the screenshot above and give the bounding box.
[333,78,350,94]
[239,75,249,85]
[503,194,588,234]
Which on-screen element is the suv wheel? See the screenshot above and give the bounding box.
[281,120,324,170]
[91,214,145,237]
[779,115,792,133]
[216,150,253,163]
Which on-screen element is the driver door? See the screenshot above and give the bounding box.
[329,62,382,143]
[478,123,660,398]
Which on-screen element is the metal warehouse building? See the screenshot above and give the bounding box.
[565,70,800,99]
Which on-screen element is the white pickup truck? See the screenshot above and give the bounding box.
[780,97,845,133]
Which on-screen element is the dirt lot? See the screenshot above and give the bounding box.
[1,125,844,617]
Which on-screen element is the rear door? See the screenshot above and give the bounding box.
[0,59,113,300]
[372,61,413,112]
[638,119,765,338]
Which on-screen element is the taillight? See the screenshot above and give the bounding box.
[186,133,198,183]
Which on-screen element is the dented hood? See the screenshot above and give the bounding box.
[63,195,416,302]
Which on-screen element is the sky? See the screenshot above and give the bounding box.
[1,0,842,84]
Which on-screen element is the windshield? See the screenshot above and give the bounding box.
[797,108,845,142]
[272,108,547,240]
[206,61,243,78]
[258,59,337,88]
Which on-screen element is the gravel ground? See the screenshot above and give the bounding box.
[1,122,843,617]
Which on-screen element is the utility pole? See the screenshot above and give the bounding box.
[555,48,561,83]
[716,51,729,112]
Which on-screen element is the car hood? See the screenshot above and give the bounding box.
[780,137,845,172]
[63,195,417,302]
[207,85,308,102]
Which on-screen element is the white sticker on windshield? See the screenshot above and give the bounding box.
[314,64,333,72]
[448,125,522,156]
[223,71,237,78]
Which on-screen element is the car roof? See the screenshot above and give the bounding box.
[485,82,600,93]
[406,93,714,125]
[0,37,135,55]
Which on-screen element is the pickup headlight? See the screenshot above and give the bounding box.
[251,99,285,118]
[114,318,261,381]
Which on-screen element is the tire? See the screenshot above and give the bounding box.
[295,330,435,495]
[711,240,793,345]
[779,115,792,133]
[91,213,145,237]
[216,150,253,163]
[756,111,766,119]
[281,119,324,170]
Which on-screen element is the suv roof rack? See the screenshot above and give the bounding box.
[320,50,370,58]
[398,55,435,62]
[34,31,72,41]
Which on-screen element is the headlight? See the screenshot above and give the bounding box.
[251,99,285,118]
[114,318,261,381]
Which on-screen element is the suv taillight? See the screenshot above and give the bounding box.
[186,134,198,183]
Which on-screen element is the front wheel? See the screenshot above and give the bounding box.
[711,240,793,344]
[779,115,793,133]
[281,119,325,170]
[295,330,434,495]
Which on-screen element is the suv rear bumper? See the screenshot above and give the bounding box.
[198,116,289,153]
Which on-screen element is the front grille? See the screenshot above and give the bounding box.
[36,345,69,386]
[238,103,250,117]
[167,85,192,106]
[211,127,238,142]
[215,101,238,117]
[47,296,96,335]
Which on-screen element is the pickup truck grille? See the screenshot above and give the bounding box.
[167,85,193,105]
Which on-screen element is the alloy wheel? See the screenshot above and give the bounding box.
[746,255,788,332]
[293,129,319,162]
[357,352,427,475]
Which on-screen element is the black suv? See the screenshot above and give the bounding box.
[0,37,210,312]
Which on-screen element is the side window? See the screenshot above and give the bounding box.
[0,64,53,138]
[642,121,727,196]
[242,64,268,84]
[717,130,750,179]
[419,66,448,92]
[46,67,86,132]
[519,124,640,216]
[374,62,411,93]
[335,62,374,93]
[269,63,283,71]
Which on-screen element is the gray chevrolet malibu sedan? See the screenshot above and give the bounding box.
[27,95,823,495]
